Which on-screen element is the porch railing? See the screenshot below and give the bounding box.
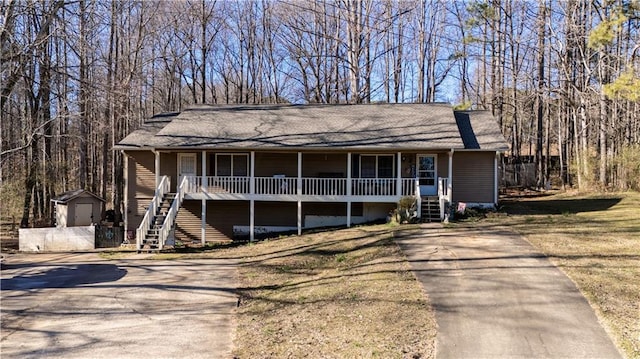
[256,176,297,195]
[191,176,418,197]
[437,177,451,220]
[136,175,170,251]
[203,176,250,194]
[303,178,347,196]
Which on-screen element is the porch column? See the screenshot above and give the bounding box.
[201,150,206,189]
[201,199,206,245]
[297,152,302,235]
[494,151,499,205]
[154,150,160,189]
[250,151,255,241]
[448,149,454,200]
[122,151,129,233]
[396,152,402,196]
[346,152,352,228]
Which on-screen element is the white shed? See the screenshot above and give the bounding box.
[51,190,105,228]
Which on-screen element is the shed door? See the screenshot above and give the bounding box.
[74,203,93,226]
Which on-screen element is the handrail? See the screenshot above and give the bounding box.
[136,175,170,251]
[437,177,450,220]
[157,176,187,250]
[415,179,421,218]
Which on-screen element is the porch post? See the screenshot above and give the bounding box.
[122,151,129,234]
[201,199,206,245]
[297,152,302,235]
[201,150,206,188]
[250,151,255,241]
[154,150,160,188]
[346,152,352,228]
[448,149,454,200]
[396,152,402,196]
[494,151,499,206]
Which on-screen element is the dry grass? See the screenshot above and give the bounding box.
[227,225,436,359]
[457,190,640,358]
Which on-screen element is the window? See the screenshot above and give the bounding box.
[215,154,248,176]
[360,155,394,178]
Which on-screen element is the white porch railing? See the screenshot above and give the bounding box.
[136,175,170,251]
[401,178,415,196]
[303,178,347,195]
[415,179,422,218]
[437,177,451,220]
[202,176,250,194]
[351,178,396,196]
[187,176,425,197]
[157,176,187,250]
[256,176,297,195]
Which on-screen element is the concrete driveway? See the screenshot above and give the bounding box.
[1,252,237,359]
[397,224,622,359]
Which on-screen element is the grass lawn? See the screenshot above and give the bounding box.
[227,225,436,358]
[454,190,640,358]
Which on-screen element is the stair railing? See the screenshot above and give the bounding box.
[157,175,187,250]
[415,179,422,219]
[437,177,450,220]
[136,175,170,251]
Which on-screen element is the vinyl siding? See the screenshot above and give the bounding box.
[302,153,347,177]
[255,201,297,226]
[452,152,495,203]
[160,152,178,191]
[255,153,297,177]
[126,151,155,230]
[175,200,249,242]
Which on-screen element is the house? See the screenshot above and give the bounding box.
[51,189,105,228]
[114,104,509,250]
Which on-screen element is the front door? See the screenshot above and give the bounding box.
[417,154,437,196]
[178,153,197,187]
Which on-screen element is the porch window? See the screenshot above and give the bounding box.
[215,154,248,176]
[360,155,394,178]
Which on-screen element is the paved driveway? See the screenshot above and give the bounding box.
[397,224,622,359]
[1,253,237,359]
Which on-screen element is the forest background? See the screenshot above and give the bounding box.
[1,0,639,227]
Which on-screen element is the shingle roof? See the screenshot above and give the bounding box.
[115,104,508,152]
[51,189,105,203]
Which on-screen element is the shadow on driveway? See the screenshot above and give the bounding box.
[1,264,127,290]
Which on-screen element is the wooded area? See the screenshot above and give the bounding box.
[1,0,639,227]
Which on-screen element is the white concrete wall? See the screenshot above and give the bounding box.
[19,226,95,252]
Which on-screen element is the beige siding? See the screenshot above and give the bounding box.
[208,201,249,241]
[160,152,178,191]
[126,151,155,231]
[303,202,348,217]
[255,153,297,176]
[176,200,249,242]
[302,154,347,177]
[452,152,495,203]
[255,202,297,226]
[437,153,448,178]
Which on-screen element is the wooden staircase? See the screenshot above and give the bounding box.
[420,196,441,223]
[141,192,176,251]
